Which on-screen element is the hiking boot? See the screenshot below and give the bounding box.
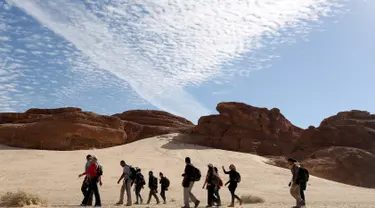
[125,203,132,206]
[239,199,243,205]
[227,203,234,207]
[194,200,200,208]
[206,205,212,208]
[163,201,167,204]
[115,201,123,205]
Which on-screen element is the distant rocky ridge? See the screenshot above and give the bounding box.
[0,103,374,188]
[0,108,193,150]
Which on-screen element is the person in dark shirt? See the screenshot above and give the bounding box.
[159,172,169,204]
[222,164,242,207]
[147,171,160,204]
[202,164,219,207]
[182,157,200,208]
[134,168,145,204]
[288,158,305,208]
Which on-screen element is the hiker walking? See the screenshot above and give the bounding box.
[79,155,102,207]
[81,155,93,206]
[202,164,219,207]
[222,164,242,207]
[297,163,309,205]
[213,167,222,206]
[287,158,306,208]
[181,157,200,208]
[159,172,170,204]
[134,168,145,204]
[147,171,160,204]
[116,160,132,206]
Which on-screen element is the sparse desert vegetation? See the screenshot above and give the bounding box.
[0,191,47,207]
[240,194,265,204]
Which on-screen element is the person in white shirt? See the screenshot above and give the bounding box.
[117,160,132,206]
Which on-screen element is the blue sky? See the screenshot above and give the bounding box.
[0,0,374,128]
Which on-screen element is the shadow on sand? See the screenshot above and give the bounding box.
[0,144,22,151]
[160,134,211,151]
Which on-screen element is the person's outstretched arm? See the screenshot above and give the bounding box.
[222,166,229,174]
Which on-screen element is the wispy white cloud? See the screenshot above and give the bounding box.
[2,0,345,120]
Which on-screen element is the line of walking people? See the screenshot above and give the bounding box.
[78,155,308,208]
[78,155,243,208]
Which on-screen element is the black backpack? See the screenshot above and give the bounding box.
[97,164,103,176]
[192,166,201,181]
[164,177,170,188]
[234,171,241,183]
[129,166,137,180]
[298,167,309,182]
[153,177,158,187]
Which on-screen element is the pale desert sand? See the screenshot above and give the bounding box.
[0,133,374,208]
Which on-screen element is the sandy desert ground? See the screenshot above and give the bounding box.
[1,134,375,208]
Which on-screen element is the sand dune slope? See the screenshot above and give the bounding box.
[0,134,374,208]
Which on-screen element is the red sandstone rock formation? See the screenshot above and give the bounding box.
[188,102,302,156]
[0,108,194,150]
[287,110,375,188]
[0,108,126,150]
[113,110,194,143]
[292,110,375,158]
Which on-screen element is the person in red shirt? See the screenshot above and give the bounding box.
[79,155,102,207]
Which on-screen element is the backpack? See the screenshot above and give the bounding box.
[218,178,223,187]
[152,177,158,187]
[192,166,201,181]
[97,164,103,176]
[129,166,137,180]
[164,177,170,188]
[298,167,309,182]
[234,172,241,183]
[138,173,146,186]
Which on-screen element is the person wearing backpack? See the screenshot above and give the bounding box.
[287,158,305,208]
[202,164,219,207]
[134,168,145,204]
[159,172,170,204]
[213,167,222,206]
[298,166,308,204]
[181,157,200,208]
[79,155,102,207]
[147,171,160,204]
[222,164,242,207]
[116,160,132,206]
[81,155,93,206]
